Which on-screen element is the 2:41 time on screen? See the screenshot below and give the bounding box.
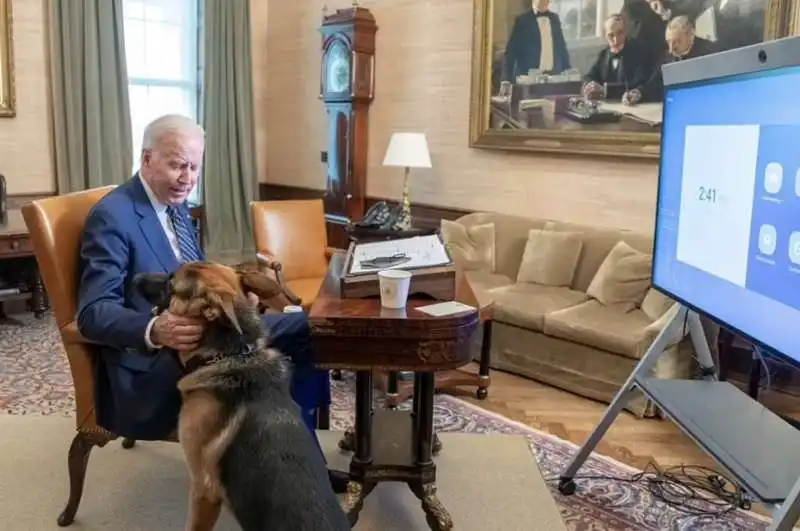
[698,186,718,204]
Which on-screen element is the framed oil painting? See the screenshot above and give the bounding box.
[469,0,798,158]
[0,0,14,118]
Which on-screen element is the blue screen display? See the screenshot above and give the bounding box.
[654,66,800,363]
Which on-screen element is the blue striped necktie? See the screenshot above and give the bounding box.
[167,206,201,263]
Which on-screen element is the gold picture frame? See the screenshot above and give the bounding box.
[469,0,798,159]
[0,0,14,118]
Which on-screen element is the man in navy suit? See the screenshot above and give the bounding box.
[76,114,342,487]
[502,0,571,82]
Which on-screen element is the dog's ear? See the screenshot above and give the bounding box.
[133,273,171,305]
[237,270,286,301]
[205,292,243,335]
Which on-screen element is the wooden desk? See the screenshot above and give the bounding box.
[309,254,480,530]
[0,209,47,317]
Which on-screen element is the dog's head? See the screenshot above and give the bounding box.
[135,262,287,338]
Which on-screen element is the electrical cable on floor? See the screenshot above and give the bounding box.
[547,463,748,517]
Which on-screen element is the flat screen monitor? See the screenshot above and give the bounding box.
[654,36,800,364]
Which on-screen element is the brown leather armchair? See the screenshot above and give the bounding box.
[250,199,334,309]
[21,186,162,527]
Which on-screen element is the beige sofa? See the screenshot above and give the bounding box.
[441,212,698,418]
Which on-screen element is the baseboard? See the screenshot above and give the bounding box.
[257,183,470,223]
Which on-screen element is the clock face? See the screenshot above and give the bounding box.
[326,41,351,94]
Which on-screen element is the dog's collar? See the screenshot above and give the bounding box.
[207,341,259,364]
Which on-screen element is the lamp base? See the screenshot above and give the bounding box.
[396,167,412,230]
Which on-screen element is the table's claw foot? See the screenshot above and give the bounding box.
[412,483,454,531]
[338,427,355,453]
[432,433,443,456]
[340,481,370,527]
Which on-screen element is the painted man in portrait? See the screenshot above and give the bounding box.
[583,14,653,105]
[640,16,716,101]
[502,0,571,83]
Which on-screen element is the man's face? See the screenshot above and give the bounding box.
[532,0,550,12]
[666,29,693,57]
[605,19,627,54]
[141,132,204,205]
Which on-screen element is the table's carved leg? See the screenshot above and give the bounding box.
[340,481,376,527]
[477,320,493,400]
[31,266,47,319]
[410,482,454,531]
[387,371,399,408]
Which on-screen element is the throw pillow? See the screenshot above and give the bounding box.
[640,287,675,320]
[586,240,652,310]
[516,229,583,287]
[440,219,496,272]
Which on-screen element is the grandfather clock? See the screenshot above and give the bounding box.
[319,3,377,248]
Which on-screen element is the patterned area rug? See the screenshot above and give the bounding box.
[0,313,770,530]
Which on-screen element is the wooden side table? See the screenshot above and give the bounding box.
[0,209,48,318]
[309,254,481,530]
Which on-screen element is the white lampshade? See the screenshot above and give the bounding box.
[382,132,432,168]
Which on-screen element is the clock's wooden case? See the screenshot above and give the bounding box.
[319,6,377,248]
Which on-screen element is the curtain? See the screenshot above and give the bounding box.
[202,0,258,263]
[48,0,133,193]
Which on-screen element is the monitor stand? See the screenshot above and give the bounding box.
[556,304,800,531]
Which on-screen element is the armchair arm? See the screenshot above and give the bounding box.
[325,247,336,260]
[255,252,303,306]
[61,320,102,346]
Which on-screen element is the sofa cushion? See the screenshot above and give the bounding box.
[464,270,514,306]
[516,229,583,287]
[441,219,496,272]
[586,240,652,311]
[488,283,587,332]
[543,300,654,360]
[640,287,675,320]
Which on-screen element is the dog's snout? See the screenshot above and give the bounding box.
[134,272,172,305]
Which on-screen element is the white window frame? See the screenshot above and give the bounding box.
[123,0,205,204]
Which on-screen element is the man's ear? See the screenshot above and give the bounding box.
[133,273,171,305]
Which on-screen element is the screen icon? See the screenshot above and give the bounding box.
[795,169,800,197]
[759,224,777,255]
[790,232,800,265]
[765,162,783,194]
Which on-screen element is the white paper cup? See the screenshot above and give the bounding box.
[378,269,412,309]
[283,305,304,313]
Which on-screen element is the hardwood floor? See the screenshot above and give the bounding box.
[445,363,800,474]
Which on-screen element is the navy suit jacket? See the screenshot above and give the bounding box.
[77,175,202,439]
[503,11,571,81]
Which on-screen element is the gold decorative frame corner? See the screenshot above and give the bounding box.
[0,0,15,118]
[469,0,797,159]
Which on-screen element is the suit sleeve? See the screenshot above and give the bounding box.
[76,207,152,352]
[551,17,571,71]
[583,50,604,84]
[503,17,522,82]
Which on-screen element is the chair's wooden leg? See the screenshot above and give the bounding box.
[57,431,112,527]
[121,438,136,449]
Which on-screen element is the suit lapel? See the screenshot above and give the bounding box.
[131,175,181,273]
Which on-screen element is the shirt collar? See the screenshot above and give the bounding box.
[139,173,168,215]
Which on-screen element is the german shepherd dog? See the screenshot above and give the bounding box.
[134,262,350,531]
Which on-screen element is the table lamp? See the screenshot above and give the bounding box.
[382,132,432,230]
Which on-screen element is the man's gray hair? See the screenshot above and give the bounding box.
[667,15,695,35]
[141,114,205,153]
[606,13,626,28]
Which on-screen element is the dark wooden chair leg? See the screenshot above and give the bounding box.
[121,438,136,449]
[57,431,111,527]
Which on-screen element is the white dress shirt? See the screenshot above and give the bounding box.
[139,176,182,350]
[534,10,555,72]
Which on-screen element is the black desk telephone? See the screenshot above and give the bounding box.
[564,98,621,124]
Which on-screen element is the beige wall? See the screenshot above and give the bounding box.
[255,0,660,232]
[0,0,54,195]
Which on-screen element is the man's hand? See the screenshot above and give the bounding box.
[583,81,604,100]
[622,89,641,106]
[150,311,205,352]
